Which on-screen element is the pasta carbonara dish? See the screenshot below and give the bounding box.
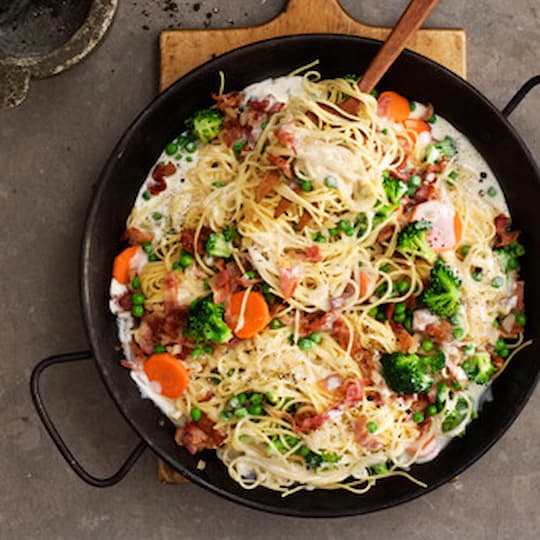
[109,68,528,495]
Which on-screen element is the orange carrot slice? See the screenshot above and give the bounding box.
[228,290,271,339]
[403,118,431,134]
[143,353,189,398]
[377,91,410,122]
[112,246,141,284]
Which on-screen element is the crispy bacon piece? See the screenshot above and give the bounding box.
[390,321,414,352]
[175,414,227,455]
[161,307,189,344]
[424,319,453,344]
[137,312,163,354]
[514,280,525,312]
[494,214,520,247]
[424,157,448,175]
[279,266,302,300]
[275,120,296,147]
[267,154,293,179]
[212,91,243,115]
[294,411,329,433]
[180,226,211,255]
[353,416,383,451]
[210,266,232,305]
[117,291,133,311]
[148,162,176,195]
[304,245,323,263]
[296,210,312,231]
[377,224,395,243]
[331,318,365,357]
[413,182,436,204]
[122,227,154,245]
[274,197,292,218]
[255,170,281,202]
[164,272,179,312]
[221,118,246,148]
[343,380,365,405]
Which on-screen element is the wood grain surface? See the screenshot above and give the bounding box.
[158,0,466,484]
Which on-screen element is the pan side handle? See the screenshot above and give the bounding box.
[30,351,147,487]
[502,76,540,118]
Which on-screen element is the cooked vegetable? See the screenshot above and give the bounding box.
[377,91,410,122]
[205,231,233,258]
[112,246,140,284]
[185,108,224,143]
[397,220,436,263]
[381,352,434,394]
[425,136,457,164]
[184,296,233,344]
[461,352,496,384]
[229,290,270,339]
[421,259,462,318]
[143,353,189,398]
[441,397,468,432]
[494,240,525,272]
[383,176,408,207]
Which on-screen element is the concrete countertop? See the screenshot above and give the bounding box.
[1,1,538,539]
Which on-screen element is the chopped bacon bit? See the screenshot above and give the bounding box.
[175,414,227,454]
[294,411,329,433]
[279,266,302,300]
[343,380,365,405]
[385,303,395,320]
[221,118,246,147]
[137,312,162,354]
[424,157,448,175]
[353,416,383,450]
[304,245,323,263]
[212,91,243,114]
[494,214,520,247]
[296,210,313,231]
[198,391,214,403]
[148,162,176,195]
[331,318,365,357]
[377,224,395,243]
[390,321,414,352]
[338,96,361,116]
[275,120,296,147]
[267,153,293,179]
[410,394,431,413]
[180,226,211,255]
[255,170,281,202]
[413,181,436,204]
[493,355,505,370]
[210,266,232,305]
[122,227,154,245]
[305,309,341,334]
[118,291,133,311]
[274,196,293,218]
[164,272,179,312]
[514,281,525,312]
[424,319,454,344]
[161,307,189,344]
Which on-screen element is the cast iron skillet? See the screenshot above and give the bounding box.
[31,35,540,517]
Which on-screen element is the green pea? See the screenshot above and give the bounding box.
[368,307,378,318]
[301,180,313,192]
[381,128,388,135]
[412,412,424,423]
[448,171,459,180]
[265,392,278,404]
[487,186,497,197]
[409,101,417,112]
[153,344,166,353]
[184,140,197,153]
[132,305,144,317]
[186,156,193,162]
[237,393,248,405]
[131,276,141,289]
[202,344,213,354]
[337,219,351,231]
[314,233,327,243]
[491,276,504,288]
[142,241,153,254]
[190,407,202,421]
[250,393,263,405]
[165,143,178,155]
[408,175,421,188]
[421,340,434,352]
[460,245,470,257]
[229,396,241,409]
[471,268,483,282]
[427,114,437,124]
[516,313,526,326]
[219,409,233,421]
[453,327,464,339]
[132,292,145,305]
[396,280,409,293]
[328,227,339,237]
[172,262,182,271]
[366,421,378,434]
[212,181,224,188]
[309,332,322,344]
[394,312,406,323]
[248,404,263,415]
[179,252,193,268]
[380,263,391,272]
[376,311,386,322]
[425,404,438,416]
[148,253,159,262]
[394,302,406,315]
[324,176,338,188]
[297,445,310,457]
[235,407,248,418]
[450,314,460,325]
[142,190,151,201]
[269,318,283,330]
[298,338,313,351]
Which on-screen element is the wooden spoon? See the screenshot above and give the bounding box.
[359,0,440,93]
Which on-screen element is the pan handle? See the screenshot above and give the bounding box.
[30,351,147,487]
[502,75,540,118]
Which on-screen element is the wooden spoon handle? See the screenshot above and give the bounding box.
[359,0,440,93]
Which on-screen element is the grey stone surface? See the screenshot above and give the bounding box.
[1,1,538,539]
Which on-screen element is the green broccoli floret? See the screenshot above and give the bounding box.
[429,350,446,372]
[205,232,232,258]
[381,353,434,395]
[441,397,468,432]
[343,73,362,82]
[185,108,224,143]
[425,136,457,164]
[461,352,496,384]
[494,240,525,272]
[421,259,462,318]
[383,177,408,206]
[397,220,436,263]
[184,296,233,344]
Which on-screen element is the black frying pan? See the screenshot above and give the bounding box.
[31,35,540,517]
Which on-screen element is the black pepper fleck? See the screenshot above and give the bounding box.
[480,171,487,178]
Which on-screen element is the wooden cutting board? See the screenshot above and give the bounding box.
[157,0,466,484]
